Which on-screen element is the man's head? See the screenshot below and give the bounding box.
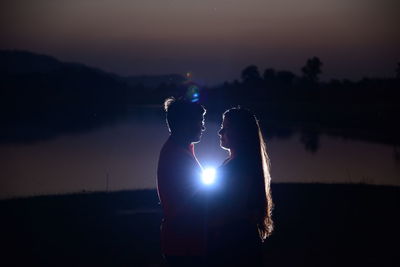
[164,97,206,144]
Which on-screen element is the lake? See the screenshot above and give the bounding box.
[1,106,399,199]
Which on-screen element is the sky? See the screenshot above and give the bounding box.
[1,0,399,84]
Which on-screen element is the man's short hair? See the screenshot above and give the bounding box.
[164,97,206,133]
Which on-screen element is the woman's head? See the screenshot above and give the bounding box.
[219,107,274,240]
[219,107,260,153]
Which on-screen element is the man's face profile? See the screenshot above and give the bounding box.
[187,115,205,144]
[165,98,206,144]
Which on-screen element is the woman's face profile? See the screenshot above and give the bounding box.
[219,118,233,150]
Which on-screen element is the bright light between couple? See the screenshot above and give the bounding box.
[201,167,217,185]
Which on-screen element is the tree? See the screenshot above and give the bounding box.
[276,71,296,86]
[263,68,276,83]
[241,65,261,83]
[301,57,323,83]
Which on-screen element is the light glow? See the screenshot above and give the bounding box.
[202,167,216,185]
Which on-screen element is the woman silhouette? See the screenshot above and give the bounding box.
[207,107,274,266]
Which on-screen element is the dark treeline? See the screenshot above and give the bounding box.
[204,59,400,148]
[151,57,400,149]
[1,50,399,147]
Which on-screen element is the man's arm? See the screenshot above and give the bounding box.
[158,153,204,219]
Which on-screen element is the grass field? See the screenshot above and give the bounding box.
[0,183,399,266]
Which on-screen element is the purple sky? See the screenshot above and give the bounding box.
[1,0,399,84]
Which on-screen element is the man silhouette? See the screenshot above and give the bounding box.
[157,97,207,267]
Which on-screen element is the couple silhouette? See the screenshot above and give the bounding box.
[157,97,273,267]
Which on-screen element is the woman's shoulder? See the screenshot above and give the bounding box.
[218,157,251,186]
[221,156,252,172]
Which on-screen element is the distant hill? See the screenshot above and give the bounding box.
[0,50,186,143]
[0,50,185,88]
[0,50,129,109]
[0,50,63,74]
[120,74,185,88]
[0,50,129,143]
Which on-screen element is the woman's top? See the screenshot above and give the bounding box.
[207,156,263,256]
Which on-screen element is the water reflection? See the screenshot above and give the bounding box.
[300,129,320,153]
[0,106,398,199]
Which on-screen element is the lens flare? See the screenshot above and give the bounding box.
[202,168,216,185]
[186,84,200,102]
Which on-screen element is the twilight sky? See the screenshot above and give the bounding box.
[1,0,399,84]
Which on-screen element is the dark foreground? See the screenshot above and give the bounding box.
[1,183,399,267]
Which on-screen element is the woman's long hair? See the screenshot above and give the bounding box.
[223,107,274,241]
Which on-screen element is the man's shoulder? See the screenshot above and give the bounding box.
[160,138,190,158]
[158,139,191,171]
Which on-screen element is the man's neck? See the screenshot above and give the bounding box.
[170,134,191,147]
[229,149,237,159]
